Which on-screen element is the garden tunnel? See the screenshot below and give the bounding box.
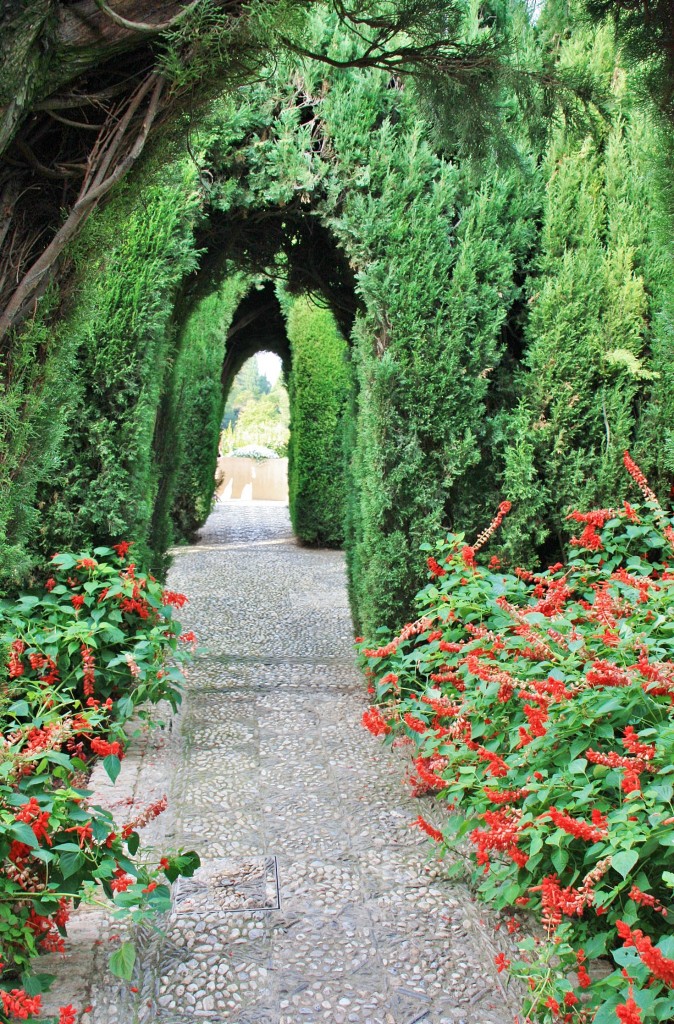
[3,18,674,640]
[148,201,360,563]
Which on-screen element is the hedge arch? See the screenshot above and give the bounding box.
[3,16,674,638]
[154,278,352,555]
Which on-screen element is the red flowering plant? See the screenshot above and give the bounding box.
[358,454,674,1024]
[0,544,200,1022]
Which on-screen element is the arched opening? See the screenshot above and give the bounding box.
[151,265,352,559]
[217,351,290,502]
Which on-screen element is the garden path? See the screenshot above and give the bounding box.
[44,501,521,1024]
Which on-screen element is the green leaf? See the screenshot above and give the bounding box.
[20,973,56,996]
[51,554,77,569]
[126,831,140,856]
[655,997,674,1021]
[103,755,121,783]
[109,941,136,980]
[592,998,622,1024]
[613,849,639,879]
[116,696,134,719]
[31,848,55,864]
[7,699,30,717]
[100,624,126,643]
[59,849,85,879]
[10,822,39,849]
[43,751,73,769]
[582,932,610,959]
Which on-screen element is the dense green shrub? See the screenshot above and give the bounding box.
[500,26,674,566]
[153,277,248,552]
[0,295,77,590]
[34,160,203,572]
[285,297,350,547]
[358,454,674,1024]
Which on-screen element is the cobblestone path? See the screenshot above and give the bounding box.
[44,501,520,1024]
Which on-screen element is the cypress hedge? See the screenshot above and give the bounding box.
[285,296,350,547]
[500,25,674,565]
[0,10,673,642]
[154,277,249,554]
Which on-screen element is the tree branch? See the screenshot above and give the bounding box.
[0,74,166,341]
[92,0,200,36]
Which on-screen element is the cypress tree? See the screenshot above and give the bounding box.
[285,296,350,547]
[500,25,674,563]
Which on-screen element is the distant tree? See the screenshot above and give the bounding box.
[221,358,289,454]
[222,360,271,428]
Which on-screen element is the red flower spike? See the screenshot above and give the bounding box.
[545,807,607,843]
[617,920,674,986]
[81,643,96,697]
[616,985,643,1024]
[411,815,444,842]
[623,451,659,504]
[1,989,43,1019]
[629,885,667,916]
[403,712,427,734]
[362,707,390,737]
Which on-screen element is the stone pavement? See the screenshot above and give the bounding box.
[41,501,522,1024]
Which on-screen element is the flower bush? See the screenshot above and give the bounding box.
[0,544,199,1023]
[358,454,674,1024]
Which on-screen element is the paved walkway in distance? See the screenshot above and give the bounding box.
[48,501,521,1024]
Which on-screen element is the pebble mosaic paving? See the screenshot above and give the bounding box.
[39,501,522,1023]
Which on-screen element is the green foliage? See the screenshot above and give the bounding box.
[34,158,203,573]
[1,6,673,645]
[499,32,674,565]
[358,461,674,1023]
[285,297,350,547]
[155,276,248,551]
[221,360,289,456]
[222,359,271,428]
[0,293,77,590]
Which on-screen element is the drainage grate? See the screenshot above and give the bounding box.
[172,857,280,915]
[211,856,280,912]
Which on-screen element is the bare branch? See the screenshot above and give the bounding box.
[14,140,82,181]
[92,0,200,36]
[33,83,139,112]
[46,111,105,131]
[0,75,166,341]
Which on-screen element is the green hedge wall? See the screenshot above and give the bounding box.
[285,296,350,547]
[32,159,204,572]
[152,276,248,555]
[500,25,674,565]
[1,11,673,644]
[0,292,77,588]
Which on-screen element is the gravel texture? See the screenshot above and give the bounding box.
[38,500,522,1024]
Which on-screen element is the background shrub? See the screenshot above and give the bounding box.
[285,296,350,547]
